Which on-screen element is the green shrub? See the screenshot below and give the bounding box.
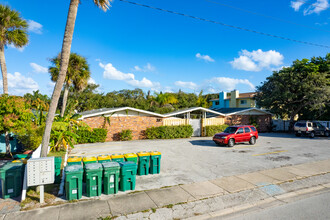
[145,125,193,139]
[119,129,133,141]
[204,124,229,137]
[17,125,44,150]
[76,128,107,144]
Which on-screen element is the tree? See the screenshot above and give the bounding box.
[255,54,330,129]
[0,95,33,154]
[0,5,28,94]
[153,92,178,107]
[40,0,112,157]
[196,90,211,108]
[49,53,90,117]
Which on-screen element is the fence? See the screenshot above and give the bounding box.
[163,118,187,126]
[202,118,225,126]
[272,120,330,131]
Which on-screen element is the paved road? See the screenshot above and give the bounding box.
[71,133,330,191]
[223,191,330,220]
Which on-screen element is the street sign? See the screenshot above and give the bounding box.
[27,157,54,187]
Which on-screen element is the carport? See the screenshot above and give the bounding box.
[162,107,226,136]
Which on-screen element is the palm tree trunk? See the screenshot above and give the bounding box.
[5,131,10,154]
[40,0,79,157]
[0,44,8,94]
[60,84,69,117]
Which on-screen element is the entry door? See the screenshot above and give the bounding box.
[190,119,201,137]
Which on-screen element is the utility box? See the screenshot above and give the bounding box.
[27,157,54,186]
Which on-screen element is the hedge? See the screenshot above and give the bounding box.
[204,125,229,137]
[145,125,193,139]
[76,128,107,144]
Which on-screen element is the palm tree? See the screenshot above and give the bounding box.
[196,90,211,108]
[154,92,178,107]
[0,5,28,94]
[49,53,90,117]
[40,0,111,157]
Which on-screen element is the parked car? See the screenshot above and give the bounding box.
[213,125,259,147]
[294,121,330,138]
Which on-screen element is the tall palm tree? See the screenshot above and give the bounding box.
[49,53,90,117]
[0,5,28,94]
[154,92,178,107]
[40,0,111,157]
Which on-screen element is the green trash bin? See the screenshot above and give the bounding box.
[124,153,138,163]
[149,151,161,174]
[0,162,24,199]
[85,163,102,197]
[97,155,111,164]
[67,156,82,166]
[119,161,137,191]
[102,162,120,195]
[137,152,150,176]
[54,157,62,184]
[65,164,83,201]
[111,154,124,163]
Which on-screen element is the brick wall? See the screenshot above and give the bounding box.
[82,116,163,141]
[225,114,272,132]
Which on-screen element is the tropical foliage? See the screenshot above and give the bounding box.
[145,125,193,139]
[0,4,28,94]
[204,125,229,137]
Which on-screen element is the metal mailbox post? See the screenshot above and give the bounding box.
[27,157,55,203]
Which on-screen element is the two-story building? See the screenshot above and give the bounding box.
[210,90,257,109]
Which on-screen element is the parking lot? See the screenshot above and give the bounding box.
[70,133,330,191]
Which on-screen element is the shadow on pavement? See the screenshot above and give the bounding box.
[189,140,228,148]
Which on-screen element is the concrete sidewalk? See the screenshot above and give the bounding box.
[1,159,330,220]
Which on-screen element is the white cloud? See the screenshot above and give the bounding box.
[30,63,48,73]
[8,43,26,52]
[304,0,329,15]
[0,72,39,95]
[291,1,304,11]
[174,77,255,93]
[88,78,97,85]
[27,20,43,34]
[196,53,215,62]
[100,62,160,89]
[133,63,156,72]
[315,22,328,25]
[230,49,284,72]
[174,81,198,90]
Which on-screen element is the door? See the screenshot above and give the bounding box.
[235,128,245,142]
[190,119,201,137]
[244,127,252,141]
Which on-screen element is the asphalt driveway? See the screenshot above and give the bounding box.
[70,133,330,191]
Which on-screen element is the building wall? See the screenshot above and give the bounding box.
[82,116,163,141]
[225,114,272,132]
[211,90,256,108]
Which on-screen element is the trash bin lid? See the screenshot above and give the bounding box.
[102,161,120,168]
[85,162,102,170]
[65,164,83,172]
[111,154,124,159]
[97,155,111,160]
[83,156,97,162]
[119,161,137,167]
[55,156,62,162]
[12,159,27,164]
[2,163,23,171]
[150,151,161,156]
[124,153,137,158]
[137,151,150,157]
[68,156,82,162]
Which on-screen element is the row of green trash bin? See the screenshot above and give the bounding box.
[0,156,62,199]
[67,151,161,176]
[65,161,137,200]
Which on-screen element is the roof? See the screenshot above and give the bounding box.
[238,92,256,98]
[162,107,226,117]
[210,107,271,116]
[78,107,164,119]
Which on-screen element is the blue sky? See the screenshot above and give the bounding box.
[1,0,329,96]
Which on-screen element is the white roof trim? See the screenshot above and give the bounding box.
[79,107,164,119]
[225,107,272,116]
[163,107,226,117]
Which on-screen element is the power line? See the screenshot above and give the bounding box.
[118,0,330,49]
[205,0,330,33]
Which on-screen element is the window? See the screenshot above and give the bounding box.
[240,100,247,105]
[308,122,312,127]
[215,101,219,105]
[250,126,257,132]
[236,128,244,134]
[244,127,251,133]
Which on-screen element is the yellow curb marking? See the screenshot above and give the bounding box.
[252,150,288,156]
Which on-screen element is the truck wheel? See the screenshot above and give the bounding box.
[228,139,235,147]
[325,131,329,137]
[310,132,315,138]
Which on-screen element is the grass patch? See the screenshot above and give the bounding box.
[20,184,60,210]
[164,204,174,209]
[151,207,157,213]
